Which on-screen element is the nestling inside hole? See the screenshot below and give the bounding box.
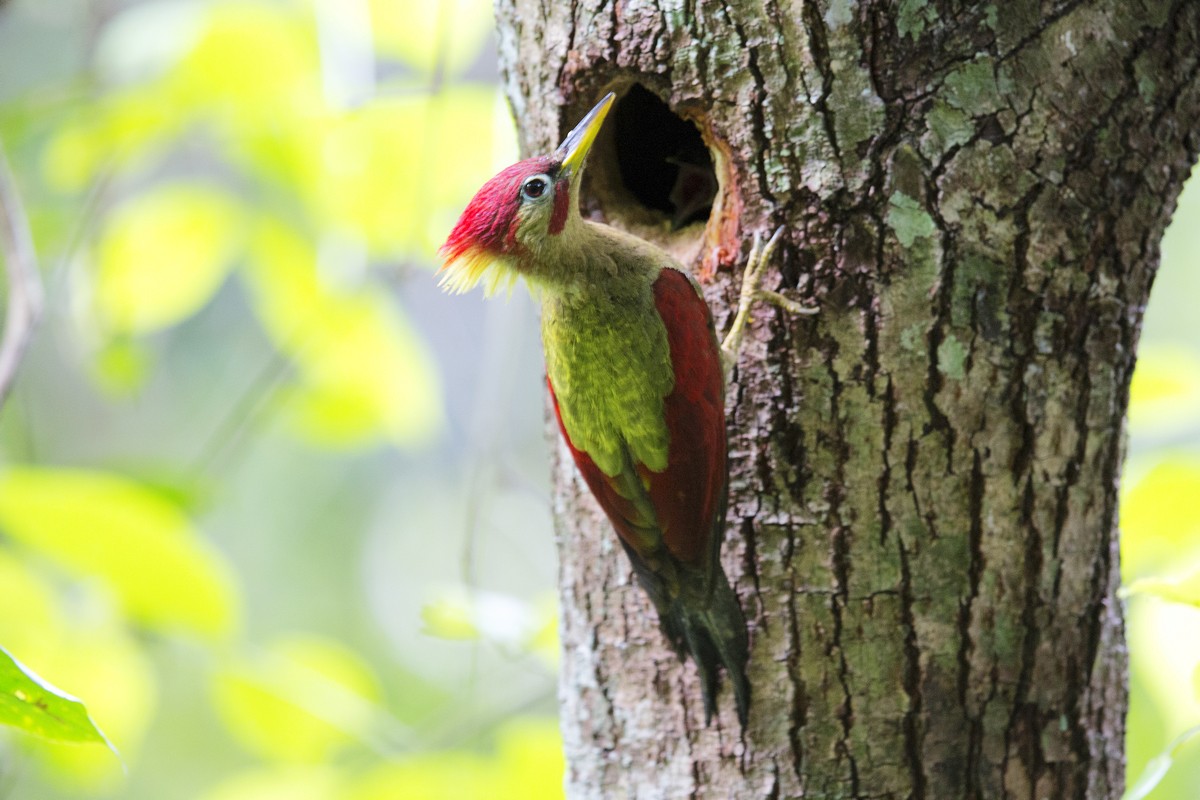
[578,84,721,254]
[613,85,716,229]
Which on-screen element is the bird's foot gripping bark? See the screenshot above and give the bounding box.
[720,227,818,379]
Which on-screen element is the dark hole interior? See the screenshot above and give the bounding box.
[613,85,716,229]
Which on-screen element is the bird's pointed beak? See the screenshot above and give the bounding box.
[555,92,615,178]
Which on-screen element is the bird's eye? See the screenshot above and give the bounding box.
[521,175,550,200]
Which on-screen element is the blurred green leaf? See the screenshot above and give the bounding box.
[21,622,157,793]
[493,718,565,799]
[168,1,322,128]
[1123,571,1200,608]
[0,551,61,654]
[350,751,497,800]
[0,646,111,748]
[246,219,441,447]
[0,553,152,790]
[0,1,564,797]
[199,765,343,800]
[348,718,563,800]
[274,86,511,258]
[421,587,554,653]
[381,666,452,726]
[212,634,392,763]
[1129,345,1200,435]
[93,184,243,334]
[0,467,238,639]
[1121,459,1200,579]
[1127,598,1200,754]
[1125,753,1175,800]
[42,86,186,192]
[89,337,152,396]
[369,0,494,76]
[42,1,322,192]
[420,594,479,641]
[41,120,105,192]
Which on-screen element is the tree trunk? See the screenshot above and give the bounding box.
[494,1,1200,797]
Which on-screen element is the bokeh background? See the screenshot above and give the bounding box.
[0,1,1195,798]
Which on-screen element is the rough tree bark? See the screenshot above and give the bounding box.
[494,1,1200,797]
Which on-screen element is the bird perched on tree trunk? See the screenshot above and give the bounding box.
[438,92,810,726]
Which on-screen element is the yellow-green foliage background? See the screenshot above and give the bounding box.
[0,1,1196,798]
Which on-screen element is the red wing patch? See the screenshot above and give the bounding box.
[645,268,727,564]
[548,384,658,551]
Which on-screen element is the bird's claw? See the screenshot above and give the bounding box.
[721,227,817,378]
[757,289,820,317]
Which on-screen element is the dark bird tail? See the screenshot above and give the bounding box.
[622,540,750,727]
[663,567,751,727]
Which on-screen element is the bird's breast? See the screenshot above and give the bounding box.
[541,289,674,477]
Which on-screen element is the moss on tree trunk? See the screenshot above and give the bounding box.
[494,0,1200,796]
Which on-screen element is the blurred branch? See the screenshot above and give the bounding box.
[188,349,292,479]
[420,683,556,752]
[0,141,44,412]
[239,647,417,758]
[1123,722,1200,800]
[460,298,527,588]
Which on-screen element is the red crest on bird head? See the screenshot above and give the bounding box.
[438,93,615,295]
[437,156,557,295]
